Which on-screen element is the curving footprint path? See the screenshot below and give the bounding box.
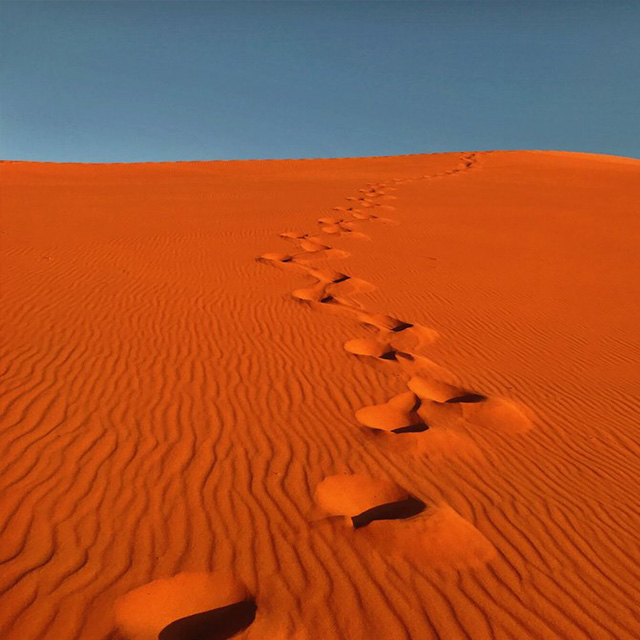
[258,152,530,571]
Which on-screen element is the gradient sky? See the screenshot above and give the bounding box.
[2,1,639,162]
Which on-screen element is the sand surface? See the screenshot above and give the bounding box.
[1,151,640,639]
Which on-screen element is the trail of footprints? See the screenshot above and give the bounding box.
[114,153,532,638]
[259,153,533,560]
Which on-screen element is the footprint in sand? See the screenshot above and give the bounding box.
[258,252,294,264]
[320,224,343,235]
[292,274,374,307]
[355,391,428,434]
[344,338,398,360]
[315,474,495,569]
[317,215,343,225]
[354,312,439,352]
[299,238,331,253]
[115,571,256,640]
[351,211,378,220]
[357,312,413,333]
[315,473,425,529]
[303,267,350,283]
[279,231,308,240]
[409,374,533,434]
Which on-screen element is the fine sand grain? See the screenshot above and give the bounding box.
[1,151,640,639]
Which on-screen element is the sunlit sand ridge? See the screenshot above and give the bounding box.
[1,150,640,639]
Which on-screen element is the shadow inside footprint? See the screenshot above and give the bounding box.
[446,393,486,404]
[391,322,413,333]
[352,496,426,529]
[391,423,429,434]
[159,600,257,640]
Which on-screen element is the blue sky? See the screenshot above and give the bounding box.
[1,1,639,162]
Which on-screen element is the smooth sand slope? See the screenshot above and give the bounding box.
[1,150,640,639]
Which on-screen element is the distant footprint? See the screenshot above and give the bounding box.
[351,211,378,220]
[299,238,330,253]
[115,571,256,640]
[258,252,294,264]
[280,231,308,240]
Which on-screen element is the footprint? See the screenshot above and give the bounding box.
[258,252,294,263]
[317,216,343,225]
[372,425,484,463]
[343,338,396,360]
[280,231,307,240]
[351,211,377,220]
[461,397,533,433]
[408,374,483,404]
[115,572,256,640]
[315,473,425,529]
[409,375,532,433]
[299,238,331,253]
[360,504,496,570]
[303,267,350,283]
[291,282,327,302]
[320,224,343,235]
[325,276,375,298]
[355,391,427,434]
[293,248,350,262]
[357,312,413,333]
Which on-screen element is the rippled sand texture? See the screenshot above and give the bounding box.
[1,151,640,639]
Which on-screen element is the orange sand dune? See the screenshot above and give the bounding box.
[1,150,640,639]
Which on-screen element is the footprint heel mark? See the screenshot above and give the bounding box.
[315,473,425,529]
[115,572,255,640]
